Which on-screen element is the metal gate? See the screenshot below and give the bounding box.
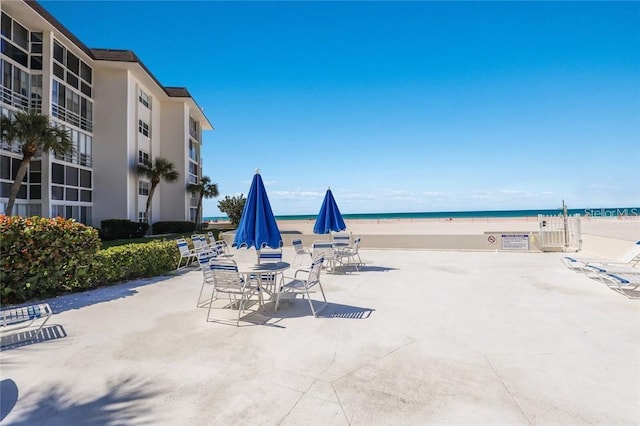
[538,214,582,252]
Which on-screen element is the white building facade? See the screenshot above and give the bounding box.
[0,0,213,227]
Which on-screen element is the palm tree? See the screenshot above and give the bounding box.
[1,110,72,216]
[187,175,219,226]
[136,157,179,223]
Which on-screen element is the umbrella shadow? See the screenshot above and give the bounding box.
[3,375,161,425]
[0,325,67,350]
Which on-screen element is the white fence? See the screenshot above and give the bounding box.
[538,214,582,252]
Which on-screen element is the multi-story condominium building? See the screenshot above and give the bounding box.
[0,0,213,227]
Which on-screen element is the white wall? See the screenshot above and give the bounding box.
[91,68,132,226]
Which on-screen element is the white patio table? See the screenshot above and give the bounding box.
[236,261,290,310]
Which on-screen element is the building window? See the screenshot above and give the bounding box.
[138,119,149,137]
[138,150,149,164]
[139,89,151,109]
[189,140,198,162]
[138,211,147,223]
[138,180,149,196]
[188,161,198,184]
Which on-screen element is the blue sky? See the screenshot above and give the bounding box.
[41,1,640,217]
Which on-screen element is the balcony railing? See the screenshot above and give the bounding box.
[51,103,93,132]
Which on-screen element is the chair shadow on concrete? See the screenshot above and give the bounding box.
[1,375,161,426]
[0,325,67,350]
[250,300,375,324]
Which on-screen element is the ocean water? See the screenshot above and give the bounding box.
[205,207,639,222]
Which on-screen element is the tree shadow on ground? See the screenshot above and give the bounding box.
[1,379,18,422]
[45,269,193,315]
[4,376,161,425]
[0,325,67,350]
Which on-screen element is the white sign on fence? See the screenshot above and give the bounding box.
[501,234,529,251]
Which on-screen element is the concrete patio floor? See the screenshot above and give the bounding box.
[1,248,639,425]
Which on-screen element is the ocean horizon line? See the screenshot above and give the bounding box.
[205,206,640,222]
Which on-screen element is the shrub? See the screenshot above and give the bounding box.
[218,194,246,227]
[100,219,149,240]
[0,215,101,304]
[87,240,179,287]
[152,221,195,235]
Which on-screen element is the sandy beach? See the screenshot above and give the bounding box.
[276,216,639,240]
[260,216,640,259]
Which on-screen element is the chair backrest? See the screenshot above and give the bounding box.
[352,236,361,252]
[176,238,192,256]
[332,233,351,247]
[192,234,207,251]
[312,241,334,260]
[209,258,242,289]
[257,248,282,264]
[197,249,217,268]
[292,239,307,254]
[214,240,230,256]
[306,255,325,289]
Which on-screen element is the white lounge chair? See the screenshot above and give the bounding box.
[561,240,640,272]
[592,272,640,299]
[206,258,262,326]
[275,255,327,317]
[1,303,53,338]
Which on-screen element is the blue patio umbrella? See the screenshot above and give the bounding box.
[233,170,282,249]
[313,188,346,235]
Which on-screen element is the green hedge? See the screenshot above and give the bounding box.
[0,215,101,304]
[87,240,179,286]
[1,215,181,304]
[100,219,149,240]
[152,221,195,235]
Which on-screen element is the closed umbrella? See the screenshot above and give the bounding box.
[233,169,282,249]
[313,187,346,235]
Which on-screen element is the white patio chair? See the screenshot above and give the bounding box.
[206,258,262,326]
[275,255,327,317]
[312,241,335,271]
[214,239,233,257]
[335,236,363,271]
[176,238,199,269]
[331,233,351,248]
[292,239,312,268]
[196,249,219,307]
[257,248,284,293]
[191,234,208,252]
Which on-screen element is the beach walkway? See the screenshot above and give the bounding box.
[1,248,639,425]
